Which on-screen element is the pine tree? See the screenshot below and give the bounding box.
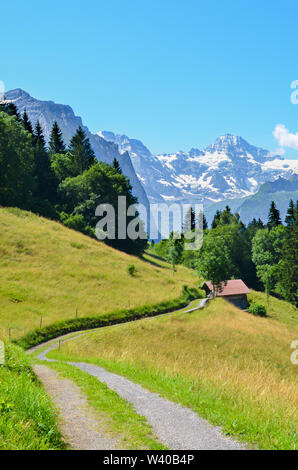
[34,121,46,149]
[211,210,221,229]
[247,217,264,241]
[183,207,196,232]
[0,98,21,121]
[22,110,34,135]
[248,216,264,229]
[267,201,281,230]
[33,121,57,204]
[285,199,296,227]
[197,210,208,230]
[248,217,257,227]
[49,121,65,155]
[112,158,122,174]
[68,126,96,175]
[279,205,298,306]
[257,218,264,229]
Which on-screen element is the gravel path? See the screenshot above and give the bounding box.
[34,340,246,450]
[34,364,118,450]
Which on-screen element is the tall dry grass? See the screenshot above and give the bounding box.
[54,296,298,448]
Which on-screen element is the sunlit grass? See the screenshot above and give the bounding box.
[0,344,65,450]
[50,296,298,449]
[0,207,198,340]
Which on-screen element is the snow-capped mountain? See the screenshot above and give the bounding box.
[99,131,298,205]
[5,89,298,210]
[5,89,149,209]
[97,131,177,203]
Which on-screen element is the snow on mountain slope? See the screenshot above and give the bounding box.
[99,131,298,205]
[5,89,297,209]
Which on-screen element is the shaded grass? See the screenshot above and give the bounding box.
[49,296,298,450]
[43,361,166,450]
[0,207,198,341]
[0,344,65,450]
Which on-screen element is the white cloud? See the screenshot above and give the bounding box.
[268,147,285,157]
[273,124,298,151]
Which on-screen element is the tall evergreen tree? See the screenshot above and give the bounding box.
[49,121,65,154]
[22,110,34,135]
[34,121,46,148]
[211,210,221,229]
[183,207,196,232]
[68,126,96,175]
[285,199,296,227]
[257,218,264,229]
[197,210,208,230]
[33,121,57,205]
[0,98,21,121]
[267,201,281,230]
[112,157,122,174]
[279,205,298,306]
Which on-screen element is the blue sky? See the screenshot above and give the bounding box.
[1,0,298,157]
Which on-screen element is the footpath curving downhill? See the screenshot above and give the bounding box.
[30,300,246,451]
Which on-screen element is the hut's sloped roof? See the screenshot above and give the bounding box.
[204,279,250,296]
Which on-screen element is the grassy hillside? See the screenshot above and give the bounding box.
[0,207,197,341]
[50,294,298,449]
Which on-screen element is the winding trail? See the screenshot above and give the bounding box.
[34,364,118,450]
[31,307,246,450]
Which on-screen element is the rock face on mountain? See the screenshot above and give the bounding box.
[6,89,298,219]
[98,131,298,206]
[5,89,149,209]
[97,131,176,203]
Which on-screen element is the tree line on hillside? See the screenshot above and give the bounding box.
[152,201,298,307]
[0,102,147,255]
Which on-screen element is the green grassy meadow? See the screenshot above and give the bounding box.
[0,207,197,341]
[49,293,298,450]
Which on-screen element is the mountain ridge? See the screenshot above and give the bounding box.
[5,89,298,217]
[5,89,150,210]
[99,129,298,205]
[204,174,298,225]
